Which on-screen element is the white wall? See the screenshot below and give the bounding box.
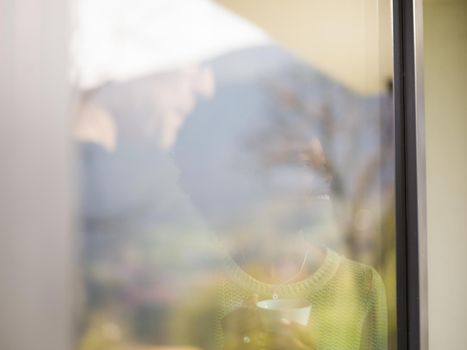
[0,1,74,350]
[424,1,467,349]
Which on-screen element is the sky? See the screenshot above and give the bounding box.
[72,0,270,89]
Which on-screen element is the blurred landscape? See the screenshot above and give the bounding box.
[77,43,396,349]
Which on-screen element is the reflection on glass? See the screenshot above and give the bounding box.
[73,1,395,349]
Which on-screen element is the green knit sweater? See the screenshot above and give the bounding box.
[170,249,387,350]
[216,249,388,350]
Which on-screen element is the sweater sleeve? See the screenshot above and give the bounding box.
[359,268,388,350]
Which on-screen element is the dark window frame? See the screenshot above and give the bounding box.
[393,0,428,349]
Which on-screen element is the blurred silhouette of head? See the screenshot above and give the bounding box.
[172,72,333,244]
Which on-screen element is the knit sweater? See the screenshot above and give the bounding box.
[172,249,388,350]
[215,249,388,350]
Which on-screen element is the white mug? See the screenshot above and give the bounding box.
[256,298,312,331]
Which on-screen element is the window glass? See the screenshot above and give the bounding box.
[72,1,396,349]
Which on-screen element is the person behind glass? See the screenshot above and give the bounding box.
[173,102,389,350]
[74,58,389,350]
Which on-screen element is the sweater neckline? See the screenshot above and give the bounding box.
[224,247,341,297]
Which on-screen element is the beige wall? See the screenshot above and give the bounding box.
[424,1,467,349]
[215,0,393,95]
